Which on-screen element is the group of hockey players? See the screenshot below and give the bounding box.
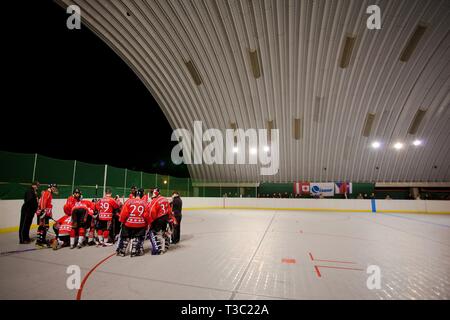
[35,184,181,257]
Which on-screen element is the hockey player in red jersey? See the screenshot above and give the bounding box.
[111,195,123,243]
[117,188,150,257]
[147,188,173,255]
[128,186,137,199]
[51,215,72,250]
[95,188,119,246]
[35,184,58,247]
[142,190,149,203]
[64,188,94,249]
[87,198,99,246]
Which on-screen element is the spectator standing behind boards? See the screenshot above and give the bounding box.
[19,181,40,244]
[385,195,392,200]
[170,191,183,244]
[357,193,364,199]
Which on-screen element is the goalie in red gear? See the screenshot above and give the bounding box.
[117,188,150,257]
[35,184,58,247]
[147,188,173,255]
[95,188,119,246]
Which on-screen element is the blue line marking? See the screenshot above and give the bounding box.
[380,213,450,228]
[371,199,376,213]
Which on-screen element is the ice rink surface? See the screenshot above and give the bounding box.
[0,209,449,300]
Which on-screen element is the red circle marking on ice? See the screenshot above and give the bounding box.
[76,252,116,300]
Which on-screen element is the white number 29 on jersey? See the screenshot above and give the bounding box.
[99,202,110,212]
[130,205,145,216]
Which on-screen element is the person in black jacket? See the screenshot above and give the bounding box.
[19,181,40,244]
[170,191,183,244]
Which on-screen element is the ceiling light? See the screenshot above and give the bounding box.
[393,142,403,150]
[250,148,257,155]
[232,147,238,153]
[413,139,422,146]
[371,141,381,149]
[263,145,270,152]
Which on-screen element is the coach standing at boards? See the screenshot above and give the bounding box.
[171,191,183,244]
[19,181,40,244]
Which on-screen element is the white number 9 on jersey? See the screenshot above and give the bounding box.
[100,202,109,212]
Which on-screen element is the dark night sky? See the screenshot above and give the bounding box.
[1,0,189,177]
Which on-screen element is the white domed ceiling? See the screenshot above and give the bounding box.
[58,0,450,183]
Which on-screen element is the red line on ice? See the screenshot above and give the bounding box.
[308,252,355,264]
[315,265,364,271]
[76,252,116,300]
[314,265,322,278]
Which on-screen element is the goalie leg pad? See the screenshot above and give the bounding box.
[133,228,146,256]
[155,230,166,254]
[117,238,129,256]
[148,230,161,255]
[116,226,130,256]
[138,236,145,255]
[130,228,138,257]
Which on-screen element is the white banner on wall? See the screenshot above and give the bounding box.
[310,183,335,197]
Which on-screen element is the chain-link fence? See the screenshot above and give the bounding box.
[1,151,380,200]
[0,151,193,199]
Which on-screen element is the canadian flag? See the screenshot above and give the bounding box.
[294,182,310,194]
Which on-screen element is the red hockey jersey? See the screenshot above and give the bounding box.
[119,198,150,228]
[37,190,53,217]
[57,215,72,236]
[64,197,94,216]
[96,195,119,221]
[63,196,77,215]
[148,195,172,225]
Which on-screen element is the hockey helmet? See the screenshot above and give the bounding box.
[73,188,82,199]
[152,188,160,198]
[136,188,145,199]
